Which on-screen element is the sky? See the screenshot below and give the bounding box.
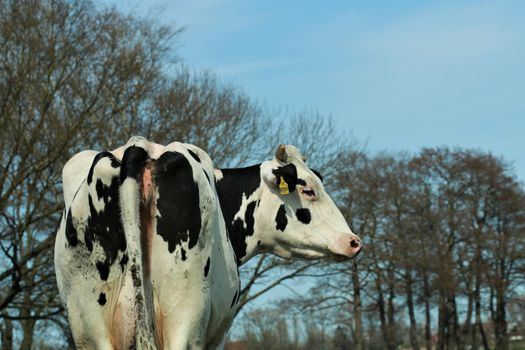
[102,0,524,317]
[106,0,525,181]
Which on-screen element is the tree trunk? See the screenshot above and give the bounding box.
[405,271,420,350]
[494,289,508,350]
[462,281,473,348]
[20,318,36,350]
[1,318,13,350]
[423,275,432,350]
[352,263,364,350]
[437,293,447,350]
[20,289,36,350]
[489,286,495,323]
[475,299,489,350]
[474,271,489,350]
[387,278,397,350]
[450,293,463,350]
[472,281,480,350]
[375,274,394,350]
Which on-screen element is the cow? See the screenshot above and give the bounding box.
[215,143,362,266]
[54,137,361,349]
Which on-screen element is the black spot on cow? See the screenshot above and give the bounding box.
[85,195,95,252]
[296,178,307,186]
[276,205,288,231]
[83,160,126,267]
[181,247,187,261]
[272,164,300,193]
[65,208,78,247]
[155,151,201,253]
[202,169,211,184]
[131,264,142,288]
[204,257,211,277]
[229,200,257,263]
[71,153,127,281]
[119,254,129,272]
[87,151,116,185]
[120,146,148,182]
[215,165,261,265]
[296,208,311,224]
[187,149,201,163]
[245,201,257,236]
[95,179,111,204]
[311,168,324,183]
[95,260,110,281]
[98,293,106,306]
[231,291,238,308]
[109,157,120,168]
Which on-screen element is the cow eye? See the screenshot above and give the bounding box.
[301,188,316,197]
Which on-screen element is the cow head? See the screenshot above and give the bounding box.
[256,144,361,260]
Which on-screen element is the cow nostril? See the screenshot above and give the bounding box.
[350,239,360,248]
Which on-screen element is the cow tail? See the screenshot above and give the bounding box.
[120,145,157,350]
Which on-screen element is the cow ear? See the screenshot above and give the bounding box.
[262,162,299,194]
[275,144,288,162]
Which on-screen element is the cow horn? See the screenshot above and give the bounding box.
[275,144,287,162]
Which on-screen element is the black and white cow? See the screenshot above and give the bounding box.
[54,137,361,349]
[215,143,362,266]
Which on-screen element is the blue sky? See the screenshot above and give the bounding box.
[102,0,524,322]
[106,0,525,180]
[106,0,524,179]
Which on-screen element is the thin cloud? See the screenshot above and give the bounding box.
[357,2,523,66]
[215,57,310,76]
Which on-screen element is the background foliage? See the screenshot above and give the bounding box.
[0,1,523,349]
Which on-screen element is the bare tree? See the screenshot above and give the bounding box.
[0,0,273,347]
[250,148,525,350]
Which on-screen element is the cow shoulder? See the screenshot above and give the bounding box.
[215,165,262,264]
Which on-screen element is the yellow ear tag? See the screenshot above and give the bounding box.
[279,176,289,195]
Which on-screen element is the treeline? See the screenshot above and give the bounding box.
[0,0,267,347]
[233,149,525,350]
[1,1,524,349]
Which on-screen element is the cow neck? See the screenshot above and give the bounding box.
[215,164,262,265]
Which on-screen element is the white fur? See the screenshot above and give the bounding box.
[213,168,223,181]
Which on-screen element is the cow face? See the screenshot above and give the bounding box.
[258,144,361,260]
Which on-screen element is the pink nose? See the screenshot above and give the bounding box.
[349,237,362,256]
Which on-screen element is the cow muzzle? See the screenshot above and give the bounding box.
[328,233,362,261]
